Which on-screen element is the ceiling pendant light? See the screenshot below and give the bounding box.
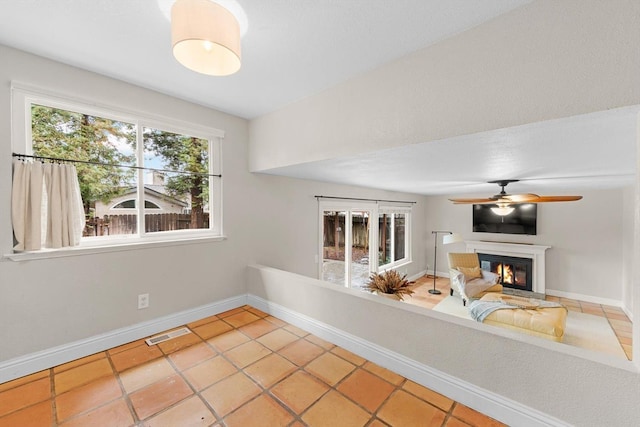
[171,0,241,76]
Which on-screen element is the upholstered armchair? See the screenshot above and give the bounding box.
[448,253,502,306]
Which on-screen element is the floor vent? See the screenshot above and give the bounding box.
[145,327,192,346]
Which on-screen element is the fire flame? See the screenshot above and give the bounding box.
[496,264,514,284]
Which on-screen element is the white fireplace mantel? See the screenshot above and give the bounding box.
[465,241,551,294]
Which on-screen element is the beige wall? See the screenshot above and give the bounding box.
[0,45,428,363]
[1,2,639,422]
[246,0,640,350]
[622,185,636,316]
[247,265,640,426]
[425,189,633,307]
[249,0,640,172]
[0,45,249,361]
[241,173,427,281]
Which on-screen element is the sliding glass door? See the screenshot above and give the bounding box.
[350,210,371,289]
[321,209,347,285]
[320,204,374,288]
[319,200,412,288]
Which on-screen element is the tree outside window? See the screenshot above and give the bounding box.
[30,104,214,238]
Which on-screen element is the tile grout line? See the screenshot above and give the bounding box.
[213,311,302,425]
[51,353,120,425]
[191,312,260,424]
[74,310,482,422]
[256,310,336,426]
[603,311,630,359]
[189,312,264,424]
[223,307,404,426]
[202,307,343,425]
[160,333,225,425]
[105,348,140,425]
[49,367,57,426]
[273,334,336,425]
[0,302,587,426]
[0,305,507,426]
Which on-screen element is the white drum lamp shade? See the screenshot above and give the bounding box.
[171,0,241,76]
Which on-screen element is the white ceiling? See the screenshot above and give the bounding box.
[262,106,640,195]
[0,0,637,196]
[0,0,530,119]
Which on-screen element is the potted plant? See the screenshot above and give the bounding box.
[364,270,414,301]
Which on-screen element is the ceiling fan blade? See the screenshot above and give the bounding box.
[448,198,496,204]
[504,193,540,203]
[449,179,583,207]
[532,195,583,203]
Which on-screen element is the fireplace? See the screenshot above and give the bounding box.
[465,241,550,295]
[478,253,533,292]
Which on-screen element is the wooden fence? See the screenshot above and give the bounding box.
[84,213,209,236]
[323,214,370,261]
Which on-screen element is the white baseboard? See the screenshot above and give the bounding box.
[0,295,247,384]
[246,294,568,427]
[407,269,427,282]
[426,269,452,278]
[0,291,572,426]
[546,289,622,308]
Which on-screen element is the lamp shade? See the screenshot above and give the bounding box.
[172,0,241,76]
[443,233,463,245]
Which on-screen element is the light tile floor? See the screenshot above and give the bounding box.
[0,305,506,427]
[407,276,633,361]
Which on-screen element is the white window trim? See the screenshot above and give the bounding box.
[6,83,224,260]
[317,200,413,286]
[4,235,227,262]
[317,201,377,287]
[378,207,412,271]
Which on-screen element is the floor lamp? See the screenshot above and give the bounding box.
[429,231,463,294]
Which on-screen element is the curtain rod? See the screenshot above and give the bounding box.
[12,153,222,178]
[315,195,416,204]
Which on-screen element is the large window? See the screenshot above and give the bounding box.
[11,86,223,252]
[319,200,411,288]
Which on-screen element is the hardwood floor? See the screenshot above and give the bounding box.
[406,275,633,361]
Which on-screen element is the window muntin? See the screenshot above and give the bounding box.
[11,86,223,253]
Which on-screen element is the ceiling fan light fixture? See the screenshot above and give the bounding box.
[448,180,583,207]
[171,0,241,76]
[490,203,515,216]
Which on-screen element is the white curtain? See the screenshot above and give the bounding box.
[12,159,85,251]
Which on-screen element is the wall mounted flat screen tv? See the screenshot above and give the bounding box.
[472,204,537,235]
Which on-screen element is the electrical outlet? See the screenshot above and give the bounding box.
[138,293,149,309]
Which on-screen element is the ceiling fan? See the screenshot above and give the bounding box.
[448,180,583,215]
